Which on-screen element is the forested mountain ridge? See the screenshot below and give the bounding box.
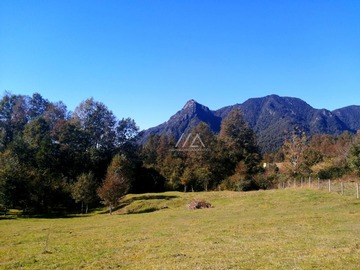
[142,95,359,153]
[333,105,360,131]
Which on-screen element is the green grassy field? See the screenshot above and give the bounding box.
[1,189,359,269]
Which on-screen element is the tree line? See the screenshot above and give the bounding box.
[1,92,360,214]
[0,92,142,214]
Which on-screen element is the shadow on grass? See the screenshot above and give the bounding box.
[0,215,17,220]
[100,194,178,215]
[0,208,100,219]
[4,195,180,217]
[0,213,86,219]
[132,194,178,201]
[17,212,91,219]
[126,207,160,214]
[29,213,90,219]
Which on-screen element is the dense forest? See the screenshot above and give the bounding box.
[1,92,360,214]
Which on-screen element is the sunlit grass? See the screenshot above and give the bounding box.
[1,189,359,269]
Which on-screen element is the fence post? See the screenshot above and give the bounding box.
[301,177,303,188]
[328,179,331,192]
[317,178,320,190]
[341,181,344,195]
[308,176,311,188]
[293,179,296,188]
[357,183,359,199]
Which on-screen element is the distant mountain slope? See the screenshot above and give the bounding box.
[141,99,221,142]
[216,95,351,152]
[141,95,358,153]
[333,106,360,131]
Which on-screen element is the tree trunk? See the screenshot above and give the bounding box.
[85,204,88,214]
[109,205,112,215]
[81,201,84,214]
[204,181,208,192]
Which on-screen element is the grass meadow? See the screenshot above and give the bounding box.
[1,189,359,269]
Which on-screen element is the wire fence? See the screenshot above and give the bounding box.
[278,177,360,199]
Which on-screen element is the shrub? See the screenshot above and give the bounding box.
[318,166,347,180]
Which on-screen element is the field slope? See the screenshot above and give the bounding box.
[1,189,359,269]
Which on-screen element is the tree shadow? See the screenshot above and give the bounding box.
[0,212,91,219]
[101,194,178,215]
[126,207,159,214]
[131,194,178,201]
[0,215,17,220]
[20,212,90,219]
[1,207,99,219]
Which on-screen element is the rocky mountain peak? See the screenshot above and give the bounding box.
[183,99,198,110]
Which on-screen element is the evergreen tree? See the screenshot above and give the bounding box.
[349,143,360,176]
[141,134,160,166]
[219,108,261,182]
[184,123,217,191]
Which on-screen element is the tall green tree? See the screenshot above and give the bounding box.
[219,109,261,177]
[161,154,185,190]
[184,123,218,191]
[72,98,117,180]
[116,117,141,164]
[22,118,67,212]
[0,139,36,212]
[71,172,98,214]
[0,150,23,214]
[56,120,91,180]
[116,118,140,147]
[180,167,195,192]
[28,93,49,120]
[72,98,117,153]
[0,93,28,149]
[141,134,160,166]
[349,143,360,176]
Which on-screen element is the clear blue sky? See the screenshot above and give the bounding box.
[1,0,359,129]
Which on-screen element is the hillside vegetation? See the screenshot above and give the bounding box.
[1,189,359,269]
[2,92,360,215]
